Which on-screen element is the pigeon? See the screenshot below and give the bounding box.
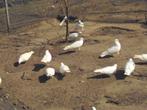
[124,58,135,76]
[68,31,81,41]
[59,62,71,74]
[100,39,121,58]
[76,20,84,31]
[64,37,84,51]
[59,16,67,26]
[18,51,34,64]
[45,67,55,78]
[134,54,147,61]
[94,64,117,75]
[92,106,97,110]
[41,50,52,64]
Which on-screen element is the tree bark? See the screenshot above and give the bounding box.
[4,0,10,33]
[145,14,147,25]
[63,0,69,41]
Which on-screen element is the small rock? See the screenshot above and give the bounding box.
[79,80,85,83]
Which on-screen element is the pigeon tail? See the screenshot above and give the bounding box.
[92,106,97,110]
[41,59,47,63]
[124,72,130,76]
[18,60,21,64]
[100,51,109,58]
[66,70,71,73]
[64,46,71,50]
[134,55,141,59]
[18,59,23,64]
[94,69,102,73]
[59,16,67,26]
[60,19,66,26]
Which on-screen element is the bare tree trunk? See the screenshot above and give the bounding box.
[145,13,147,25]
[4,0,10,33]
[63,0,69,41]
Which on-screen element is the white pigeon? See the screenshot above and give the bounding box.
[45,67,55,78]
[59,16,67,26]
[64,37,84,50]
[94,64,117,75]
[41,50,52,64]
[92,106,97,110]
[134,54,147,61]
[100,39,121,58]
[18,51,34,64]
[68,31,80,41]
[76,20,84,31]
[124,58,135,76]
[59,62,71,74]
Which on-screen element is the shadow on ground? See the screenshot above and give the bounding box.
[59,50,76,55]
[115,69,127,80]
[38,72,65,83]
[13,62,26,67]
[99,55,113,59]
[87,74,110,79]
[38,74,50,83]
[32,64,46,72]
[135,62,147,65]
[54,72,65,80]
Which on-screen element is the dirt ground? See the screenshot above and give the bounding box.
[0,17,147,110]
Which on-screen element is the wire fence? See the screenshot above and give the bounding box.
[0,0,60,32]
[0,0,147,32]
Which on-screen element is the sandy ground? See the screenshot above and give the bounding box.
[0,18,147,110]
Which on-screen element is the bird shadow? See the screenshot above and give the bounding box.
[57,40,67,44]
[114,69,126,80]
[38,72,65,83]
[13,62,19,67]
[59,50,75,55]
[38,74,50,83]
[13,62,26,67]
[55,72,65,80]
[87,74,110,79]
[135,62,147,65]
[49,39,74,46]
[133,74,147,77]
[99,55,113,59]
[32,64,46,72]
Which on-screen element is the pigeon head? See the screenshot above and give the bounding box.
[78,20,84,24]
[129,58,134,62]
[45,50,50,54]
[31,51,34,54]
[64,16,68,20]
[61,62,64,66]
[114,39,121,47]
[115,39,119,43]
[114,64,118,67]
[78,20,82,23]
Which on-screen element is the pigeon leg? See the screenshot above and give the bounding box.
[117,51,120,54]
[49,76,53,80]
[81,27,84,31]
[52,76,57,80]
